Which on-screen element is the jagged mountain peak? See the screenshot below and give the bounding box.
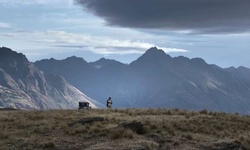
[172,56,208,69]
[143,47,168,58]
[226,65,250,84]
[173,56,190,62]
[64,55,86,62]
[226,66,250,72]
[0,47,29,64]
[95,57,116,63]
[94,57,123,65]
[35,55,90,76]
[97,57,107,61]
[235,66,250,76]
[0,47,25,57]
[130,47,172,66]
[226,66,236,70]
[61,56,89,68]
[37,56,88,65]
[35,58,56,62]
[191,57,206,64]
[0,47,33,78]
[237,66,250,70]
[90,57,126,69]
[190,57,208,68]
[173,56,206,63]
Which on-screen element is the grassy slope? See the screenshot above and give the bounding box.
[0,109,249,150]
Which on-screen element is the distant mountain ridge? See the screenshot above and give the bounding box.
[0,47,100,109]
[35,47,250,114]
[226,66,250,83]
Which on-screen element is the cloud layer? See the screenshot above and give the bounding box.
[0,22,11,29]
[0,0,73,5]
[42,30,187,54]
[75,0,250,34]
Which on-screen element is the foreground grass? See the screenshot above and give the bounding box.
[0,108,250,150]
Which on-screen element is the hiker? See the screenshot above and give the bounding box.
[106,97,113,108]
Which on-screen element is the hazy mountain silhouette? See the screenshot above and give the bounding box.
[35,47,250,114]
[0,47,100,109]
[35,56,129,106]
[226,66,250,83]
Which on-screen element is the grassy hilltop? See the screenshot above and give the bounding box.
[0,108,250,150]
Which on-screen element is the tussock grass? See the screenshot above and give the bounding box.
[0,108,249,149]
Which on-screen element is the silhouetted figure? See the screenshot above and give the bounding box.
[106,97,112,108]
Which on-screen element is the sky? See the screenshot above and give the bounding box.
[0,0,250,68]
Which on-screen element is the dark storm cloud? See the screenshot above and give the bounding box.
[75,0,250,34]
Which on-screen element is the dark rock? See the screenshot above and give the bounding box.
[129,146,147,150]
[119,121,146,134]
[68,116,105,127]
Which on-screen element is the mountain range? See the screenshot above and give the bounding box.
[0,47,100,110]
[35,47,250,114]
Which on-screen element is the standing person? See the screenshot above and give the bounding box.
[106,97,112,108]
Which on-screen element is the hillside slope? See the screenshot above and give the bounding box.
[0,47,100,109]
[0,109,249,149]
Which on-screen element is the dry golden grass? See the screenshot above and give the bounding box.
[0,108,249,150]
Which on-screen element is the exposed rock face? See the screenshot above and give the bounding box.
[35,47,250,114]
[0,47,100,109]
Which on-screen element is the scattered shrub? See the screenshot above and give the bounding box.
[109,128,135,140]
[199,109,208,115]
